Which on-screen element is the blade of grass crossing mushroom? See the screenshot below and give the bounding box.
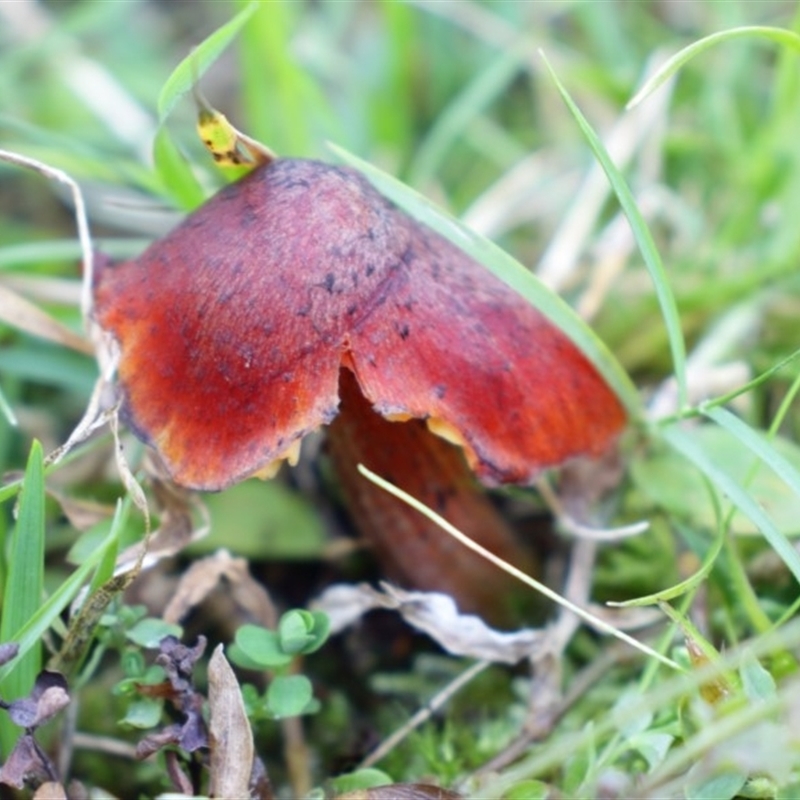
[627,26,800,110]
[662,425,800,586]
[538,53,688,410]
[358,464,682,671]
[329,144,639,415]
[0,441,45,755]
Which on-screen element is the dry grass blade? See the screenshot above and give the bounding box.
[0,284,92,355]
[358,464,681,672]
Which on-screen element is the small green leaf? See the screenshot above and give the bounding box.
[120,698,164,730]
[233,624,292,669]
[120,649,146,680]
[278,610,317,655]
[503,780,551,800]
[628,731,674,772]
[684,770,748,800]
[740,655,777,703]
[125,618,183,649]
[277,610,330,655]
[328,768,393,795]
[303,611,330,655]
[157,2,259,123]
[266,674,313,718]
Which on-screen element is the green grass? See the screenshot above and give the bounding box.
[2,1,800,797]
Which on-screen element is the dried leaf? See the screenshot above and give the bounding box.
[0,642,19,666]
[0,733,57,789]
[196,105,275,169]
[208,644,255,799]
[114,480,208,576]
[137,636,209,759]
[313,583,546,664]
[50,491,115,533]
[164,549,277,628]
[0,281,92,355]
[33,781,68,799]
[7,671,70,728]
[165,749,194,795]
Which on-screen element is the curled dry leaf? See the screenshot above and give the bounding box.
[208,644,258,800]
[163,548,277,628]
[7,671,70,729]
[0,734,56,790]
[113,479,209,577]
[136,636,209,760]
[32,781,68,800]
[313,582,547,665]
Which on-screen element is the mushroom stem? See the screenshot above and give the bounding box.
[327,368,539,626]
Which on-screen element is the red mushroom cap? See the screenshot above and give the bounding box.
[94,159,625,491]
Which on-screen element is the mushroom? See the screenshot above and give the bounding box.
[93,158,626,622]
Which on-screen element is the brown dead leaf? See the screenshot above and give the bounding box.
[208,644,258,800]
[163,549,277,628]
[313,582,546,664]
[114,479,208,576]
[49,491,115,532]
[33,782,68,800]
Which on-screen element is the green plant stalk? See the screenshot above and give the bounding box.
[0,440,45,757]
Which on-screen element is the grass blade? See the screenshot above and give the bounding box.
[661,425,800,586]
[329,143,639,414]
[0,385,16,427]
[358,464,680,672]
[628,26,800,109]
[408,41,528,186]
[156,2,259,123]
[703,405,800,509]
[540,52,688,410]
[0,502,124,688]
[0,441,45,755]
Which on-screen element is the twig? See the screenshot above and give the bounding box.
[358,659,491,770]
